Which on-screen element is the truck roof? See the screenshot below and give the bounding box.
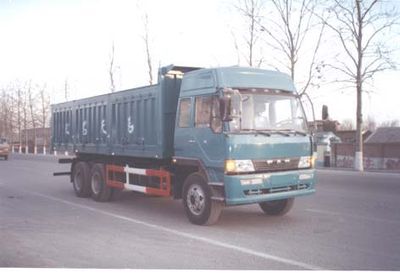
[216,66,296,92]
[185,66,296,93]
[52,65,297,109]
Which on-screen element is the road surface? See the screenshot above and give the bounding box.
[1,154,399,269]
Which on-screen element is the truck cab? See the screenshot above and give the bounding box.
[172,66,316,224]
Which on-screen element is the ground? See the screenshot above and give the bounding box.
[1,154,399,270]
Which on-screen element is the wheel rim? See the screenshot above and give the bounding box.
[74,171,83,191]
[91,172,102,195]
[186,184,206,216]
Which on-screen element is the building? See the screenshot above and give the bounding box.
[332,127,400,171]
[364,127,400,170]
[335,130,373,143]
[12,127,51,154]
[308,120,340,133]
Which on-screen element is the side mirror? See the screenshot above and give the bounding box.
[220,97,232,122]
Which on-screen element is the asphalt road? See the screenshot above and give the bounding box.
[1,154,400,270]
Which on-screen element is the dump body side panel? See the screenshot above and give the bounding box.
[52,83,175,159]
[107,85,161,157]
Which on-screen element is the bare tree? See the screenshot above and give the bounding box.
[1,81,50,154]
[3,86,20,148]
[15,84,23,153]
[234,0,265,67]
[339,119,355,130]
[321,0,398,171]
[259,0,325,95]
[1,86,17,149]
[0,89,13,139]
[64,78,69,101]
[0,90,4,137]
[27,82,38,154]
[363,115,376,131]
[230,30,242,66]
[9,91,16,144]
[22,83,29,154]
[379,119,400,127]
[142,12,154,85]
[109,41,116,93]
[38,85,50,154]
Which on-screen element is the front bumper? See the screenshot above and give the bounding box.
[223,169,316,206]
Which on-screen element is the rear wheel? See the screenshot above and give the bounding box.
[72,161,91,197]
[182,173,223,225]
[259,198,294,216]
[4,155,8,160]
[90,163,113,202]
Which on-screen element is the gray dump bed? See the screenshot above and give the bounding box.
[51,66,199,159]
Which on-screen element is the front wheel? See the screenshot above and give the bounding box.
[259,198,294,216]
[182,173,223,225]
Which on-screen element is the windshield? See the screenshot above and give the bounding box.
[228,89,307,133]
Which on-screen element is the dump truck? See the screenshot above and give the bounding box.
[52,65,316,225]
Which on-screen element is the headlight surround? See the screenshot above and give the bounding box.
[298,156,312,168]
[225,159,255,174]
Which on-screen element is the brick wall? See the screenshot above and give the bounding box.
[332,143,400,170]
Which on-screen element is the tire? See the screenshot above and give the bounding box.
[110,187,123,201]
[90,163,113,202]
[72,161,91,197]
[259,198,294,216]
[182,173,223,225]
[4,155,8,160]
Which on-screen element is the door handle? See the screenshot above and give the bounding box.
[188,139,196,143]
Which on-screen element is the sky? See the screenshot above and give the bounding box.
[0,0,399,124]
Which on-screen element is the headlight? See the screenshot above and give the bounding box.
[311,154,316,168]
[298,156,312,168]
[225,159,255,173]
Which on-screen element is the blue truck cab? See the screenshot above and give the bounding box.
[172,66,316,224]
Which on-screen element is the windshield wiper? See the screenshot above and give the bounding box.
[240,129,271,136]
[278,129,307,136]
[240,129,289,136]
[260,129,290,136]
[255,130,271,137]
[237,129,306,137]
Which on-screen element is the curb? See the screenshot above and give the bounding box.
[316,166,400,174]
[9,152,73,162]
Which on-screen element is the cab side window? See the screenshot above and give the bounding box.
[195,96,213,128]
[211,96,222,133]
[178,98,192,128]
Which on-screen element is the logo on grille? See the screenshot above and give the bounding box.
[266,159,291,164]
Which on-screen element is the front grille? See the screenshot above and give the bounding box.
[243,183,309,196]
[253,158,300,172]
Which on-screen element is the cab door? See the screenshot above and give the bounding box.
[174,97,196,158]
[174,95,224,170]
[192,95,224,166]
